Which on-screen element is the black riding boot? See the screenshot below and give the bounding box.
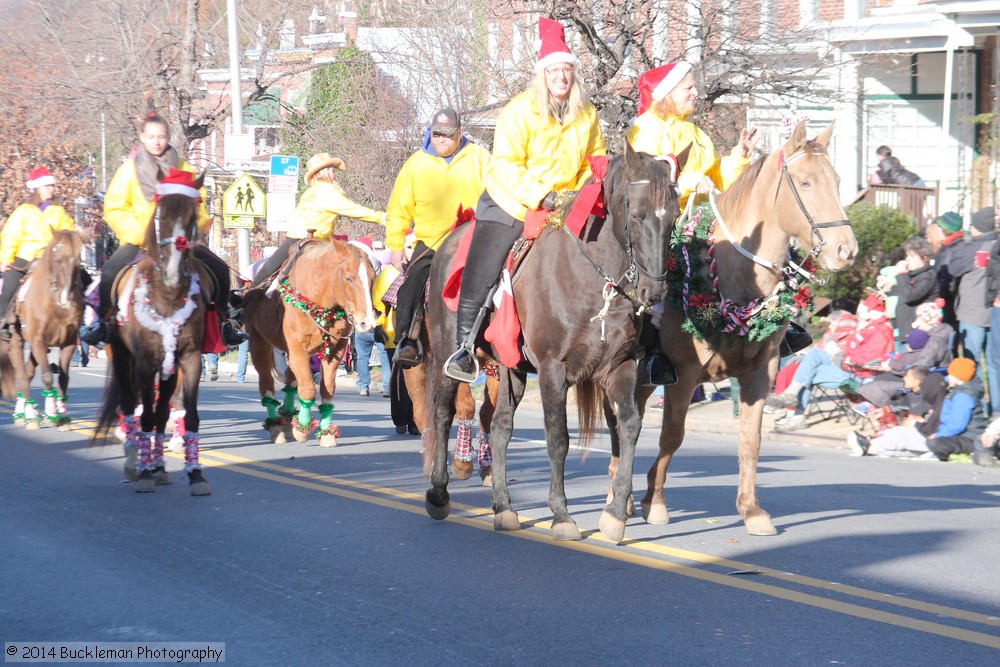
[779,321,813,357]
[637,314,677,386]
[445,300,483,382]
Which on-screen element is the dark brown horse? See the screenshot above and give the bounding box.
[243,238,377,447]
[610,121,858,535]
[8,229,84,428]
[424,143,684,543]
[91,181,213,495]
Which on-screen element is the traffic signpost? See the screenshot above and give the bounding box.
[223,173,266,229]
[267,155,299,232]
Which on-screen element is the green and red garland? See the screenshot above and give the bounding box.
[666,203,814,350]
[277,279,347,360]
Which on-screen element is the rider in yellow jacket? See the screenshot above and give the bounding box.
[386,107,491,366]
[250,153,385,287]
[0,166,77,339]
[445,17,606,381]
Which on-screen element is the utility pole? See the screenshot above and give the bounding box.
[227,0,252,270]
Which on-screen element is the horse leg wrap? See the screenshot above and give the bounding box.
[137,431,155,472]
[122,414,139,451]
[261,395,281,419]
[151,433,165,468]
[182,431,201,472]
[297,398,315,429]
[42,389,58,421]
[13,392,25,421]
[23,399,39,424]
[280,385,297,416]
[477,429,492,469]
[318,402,335,432]
[455,419,475,462]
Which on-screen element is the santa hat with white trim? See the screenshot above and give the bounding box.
[534,17,579,72]
[26,166,56,190]
[637,62,693,115]
[155,168,201,200]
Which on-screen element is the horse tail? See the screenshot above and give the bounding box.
[575,380,603,454]
[91,366,123,446]
[417,362,437,478]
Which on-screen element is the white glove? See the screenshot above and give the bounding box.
[649,302,665,329]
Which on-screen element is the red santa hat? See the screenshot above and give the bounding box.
[155,168,201,200]
[535,17,579,72]
[26,166,56,190]
[637,62,693,115]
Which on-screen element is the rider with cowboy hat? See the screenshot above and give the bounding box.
[445,17,606,382]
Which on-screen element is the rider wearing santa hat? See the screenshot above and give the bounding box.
[445,17,606,382]
[0,167,77,339]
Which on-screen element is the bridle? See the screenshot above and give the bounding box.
[775,149,852,258]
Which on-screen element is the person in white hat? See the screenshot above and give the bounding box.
[0,166,77,339]
[445,17,606,382]
[250,152,385,287]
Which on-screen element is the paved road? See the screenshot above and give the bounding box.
[2,359,999,666]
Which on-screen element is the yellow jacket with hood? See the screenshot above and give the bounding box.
[0,202,75,266]
[286,180,385,240]
[104,158,210,247]
[626,110,749,209]
[486,89,606,222]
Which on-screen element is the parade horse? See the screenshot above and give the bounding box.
[8,229,85,428]
[91,179,213,495]
[608,121,858,535]
[424,143,684,543]
[243,237,377,447]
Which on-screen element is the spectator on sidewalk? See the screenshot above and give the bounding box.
[870,145,925,187]
[888,237,939,344]
[947,207,996,386]
[926,211,964,332]
[847,368,947,458]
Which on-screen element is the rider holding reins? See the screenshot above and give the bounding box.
[445,17,606,382]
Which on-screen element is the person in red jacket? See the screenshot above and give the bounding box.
[768,294,895,430]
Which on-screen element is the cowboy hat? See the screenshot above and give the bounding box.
[304,152,346,184]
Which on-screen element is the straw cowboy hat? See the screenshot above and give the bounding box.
[304,153,346,185]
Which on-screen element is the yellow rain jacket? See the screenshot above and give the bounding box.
[486,90,606,222]
[372,264,401,348]
[626,110,750,210]
[104,158,210,247]
[1,202,75,266]
[385,141,491,252]
[286,180,385,240]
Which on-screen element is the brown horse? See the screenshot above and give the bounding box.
[8,229,85,428]
[610,121,858,535]
[424,144,683,543]
[243,238,377,447]
[91,182,213,495]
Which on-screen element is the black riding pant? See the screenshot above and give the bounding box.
[97,243,141,317]
[394,241,434,344]
[389,360,415,428]
[251,237,297,287]
[455,192,523,345]
[194,245,231,312]
[0,257,30,321]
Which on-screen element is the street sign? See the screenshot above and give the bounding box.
[224,215,255,229]
[267,155,299,232]
[223,174,266,218]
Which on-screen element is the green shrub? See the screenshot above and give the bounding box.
[814,202,915,306]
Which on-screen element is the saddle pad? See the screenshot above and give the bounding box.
[442,220,477,312]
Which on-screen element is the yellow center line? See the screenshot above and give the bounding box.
[194,449,1000,648]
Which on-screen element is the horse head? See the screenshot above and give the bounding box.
[44,229,84,309]
[144,171,205,288]
[335,241,378,333]
[617,141,685,306]
[777,121,857,271]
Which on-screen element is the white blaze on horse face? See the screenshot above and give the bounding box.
[355,263,376,332]
[163,220,185,287]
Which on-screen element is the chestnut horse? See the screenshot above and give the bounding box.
[8,229,85,428]
[91,182,213,495]
[609,121,858,535]
[424,144,683,543]
[243,238,377,447]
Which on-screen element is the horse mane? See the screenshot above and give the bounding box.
[716,155,768,216]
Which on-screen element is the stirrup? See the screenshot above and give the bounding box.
[641,352,678,386]
[443,348,480,383]
[393,339,423,369]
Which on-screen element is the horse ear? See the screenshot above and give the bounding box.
[675,143,693,175]
[814,121,835,150]
[194,170,207,190]
[784,120,808,154]
[624,138,644,176]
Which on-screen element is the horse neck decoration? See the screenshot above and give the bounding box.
[9,229,85,428]
[424,142,683,544]
[617,120,858,538]
[93,179,213,496]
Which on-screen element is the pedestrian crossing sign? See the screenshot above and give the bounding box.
[223,174,266,218]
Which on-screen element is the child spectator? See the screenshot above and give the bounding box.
[848,368,946,458]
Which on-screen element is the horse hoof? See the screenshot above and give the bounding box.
[13,417,24,427]
[190,482,212,496]
[269,427,287,444]
[425,488,450,520]
[598,510,626,544]
[135,478,155,493]
[292,426,311,443]
[123,448,139,482]
[480,470,493,487]
[452,459,473,480]
[152,469,172,486]
[319,434,338,448]
[25,421,40,431]
[745,515,777,536]
[551,520,582,541]
[493,510,521,532]
[641,500,670,525]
